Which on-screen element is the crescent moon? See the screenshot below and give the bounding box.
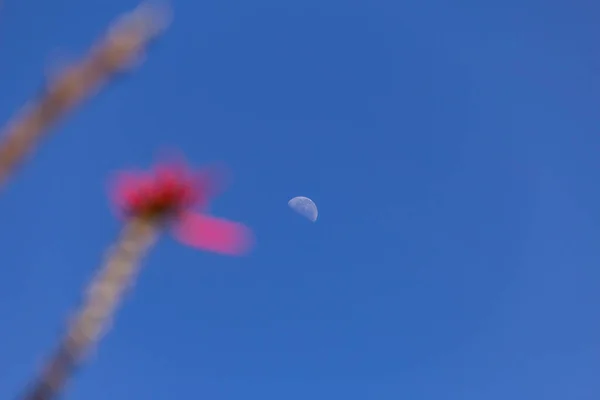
[288,196,318,222]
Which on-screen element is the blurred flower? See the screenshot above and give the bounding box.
[20,156,253,400]
[111,158,253,255]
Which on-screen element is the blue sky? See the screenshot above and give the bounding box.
[1,0,599,398]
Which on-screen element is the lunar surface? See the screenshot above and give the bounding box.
[288,196,318,222]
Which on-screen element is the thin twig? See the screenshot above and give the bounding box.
[0,2,170,189]
[19,217,161,400]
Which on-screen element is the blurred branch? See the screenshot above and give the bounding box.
[19,217,161,400]
[0,2,171,190]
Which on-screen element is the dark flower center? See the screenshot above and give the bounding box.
[123,175,197,219]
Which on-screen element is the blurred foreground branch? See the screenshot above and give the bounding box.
[0,2,171,190]
[19,217,160,400]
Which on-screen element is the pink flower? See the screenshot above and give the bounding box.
[110,158,253,255]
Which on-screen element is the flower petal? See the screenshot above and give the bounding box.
[108,171,150,215]
[173,212,253,255]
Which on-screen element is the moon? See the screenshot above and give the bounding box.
[288,196,318,222]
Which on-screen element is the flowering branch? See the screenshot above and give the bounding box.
[18,158,253,400]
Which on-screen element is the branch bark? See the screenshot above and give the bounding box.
[0,2,170,189]
[20,217,160,400]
